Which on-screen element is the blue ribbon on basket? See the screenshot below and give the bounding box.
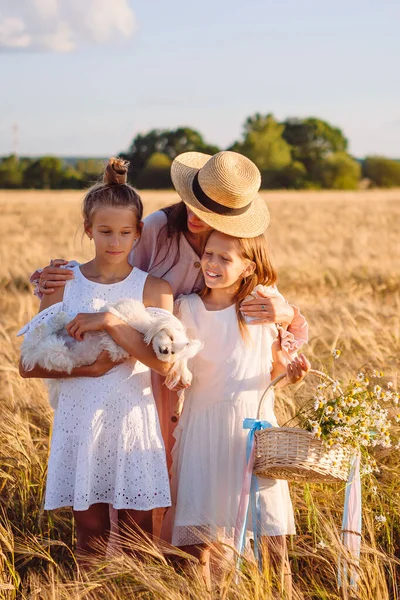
[234,418,272,567]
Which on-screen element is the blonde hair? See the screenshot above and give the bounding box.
[235,235,277,338]
[201,233,277,339]
[82,158,143,227]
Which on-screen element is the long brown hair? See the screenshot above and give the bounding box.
[82,158,143,228]
[150,201,190,276]
[202,233,277,339]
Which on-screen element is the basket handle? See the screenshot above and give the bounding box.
[256,368,340,420]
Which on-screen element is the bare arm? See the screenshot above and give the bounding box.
[21,282,121,378]
[240,288,309,349]
[31,259,75,297]
[240,289,295,328]
[103,315,172,376]
[39,282,64,311]
[19,350,117,379]
[271,340,311,388]
[65,277,175,376]
[142,275,174,312]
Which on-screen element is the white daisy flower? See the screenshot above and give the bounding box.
[375,515,387,524]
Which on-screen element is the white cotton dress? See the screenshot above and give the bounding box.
[44,265,171,512]
[171,294,295,547]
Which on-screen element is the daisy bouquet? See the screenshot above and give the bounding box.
[300,363,399,472]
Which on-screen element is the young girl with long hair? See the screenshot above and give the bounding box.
[170,229,310,597]
[19,158,174,559]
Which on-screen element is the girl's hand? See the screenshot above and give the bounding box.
[38,259,74,295]
[89,350,123,376]
[169,380,191,392]
[240,290,294,326]
[286,354,311,384]
[66,312,115,341]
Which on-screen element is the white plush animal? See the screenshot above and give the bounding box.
[19,299,202,408]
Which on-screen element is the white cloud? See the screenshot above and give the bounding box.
[0,0,135,52]
[0,17,31,48]
[40,20,75,52]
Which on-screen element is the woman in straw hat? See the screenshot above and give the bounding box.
[31,150,308,535]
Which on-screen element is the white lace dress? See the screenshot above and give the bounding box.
[171,293,295,547]
[43,266,171,512]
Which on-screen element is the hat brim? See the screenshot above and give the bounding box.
[171,152,270,238]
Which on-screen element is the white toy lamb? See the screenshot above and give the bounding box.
[18,299,202,409]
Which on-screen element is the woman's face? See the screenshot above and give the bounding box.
[186,209,213,235]
[201,231,254,289]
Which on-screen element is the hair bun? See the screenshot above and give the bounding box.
[104,157,129,185]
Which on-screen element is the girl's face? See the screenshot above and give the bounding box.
[186,208,213,235]
[201,231,254,289]
[86,206,141,263]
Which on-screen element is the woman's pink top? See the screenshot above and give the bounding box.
[130,211,205,297]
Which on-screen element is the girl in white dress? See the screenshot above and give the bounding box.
[171,230,310,594]
[19,158,173,559]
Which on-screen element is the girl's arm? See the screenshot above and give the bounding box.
[21,281,118,378]
[65,276,175,377]
[19,350,118,379]
[271,339,311,388]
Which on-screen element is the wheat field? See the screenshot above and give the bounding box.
[1,188,400,599]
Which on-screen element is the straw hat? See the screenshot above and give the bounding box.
[170,151,270,238]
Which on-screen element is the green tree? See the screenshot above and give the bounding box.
[61,165,85,189]
[362,156,400,187]
[317,152,361,189]
[282,117,348,172]
[231,113,292,171]
[121,128,219,184]
[136,153,172,189]
[75,159,104,185]
[23,156,64,189]
[276,161,308,190]
[0,155,25,188]
[165,128,219,159]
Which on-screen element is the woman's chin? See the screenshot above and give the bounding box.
[187,222,208,234]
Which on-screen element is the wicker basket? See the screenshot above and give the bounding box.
[253,370,350,483]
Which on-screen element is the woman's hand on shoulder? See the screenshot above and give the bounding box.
[39,281,65,311]
[286,354,311,385]
[143,276,173,312]
[240,288,294,327]
[37,259,75,296]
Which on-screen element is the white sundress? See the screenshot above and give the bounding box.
[171,293,295,547]
[41,265,171,512]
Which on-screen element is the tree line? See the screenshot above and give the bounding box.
[1,114,400,190]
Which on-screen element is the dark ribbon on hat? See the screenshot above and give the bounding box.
[192,172,252,216]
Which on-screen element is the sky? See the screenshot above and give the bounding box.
[0,0,399,158]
